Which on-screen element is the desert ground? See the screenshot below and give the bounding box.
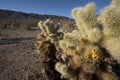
[0,28,50,80]
[0,28,120,80]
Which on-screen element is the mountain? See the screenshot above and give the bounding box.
[0,9,69,19]
[0,9,75,31]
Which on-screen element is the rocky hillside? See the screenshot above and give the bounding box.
[0,9,75,31]
[0,9,69,19]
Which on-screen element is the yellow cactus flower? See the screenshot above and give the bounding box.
[92,48,97,54]
[92,54,99,60]
[84,54,89,59]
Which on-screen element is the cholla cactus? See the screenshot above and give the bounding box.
[98,0,120,62]
[36,19,64,51]
[55,1,119,80]
[36,0,120,80]
[111,0,120,6]
[55,62,76,79]
[71,2,103,43]
[38,19,62,43]
[35,19,64,80]
[59,30,81,52]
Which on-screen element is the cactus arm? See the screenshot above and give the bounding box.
[38,21,48,36]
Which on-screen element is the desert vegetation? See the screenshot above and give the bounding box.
[36,0,120,80]
[0,0,120,80]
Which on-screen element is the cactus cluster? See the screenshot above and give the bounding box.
[98,0,120,62]
[35,0,120,80]
[35,19,64,80]
[37,19,62,43]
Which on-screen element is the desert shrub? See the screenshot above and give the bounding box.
[36,0,120,80]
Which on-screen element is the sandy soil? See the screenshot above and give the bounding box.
[0,29,49,80]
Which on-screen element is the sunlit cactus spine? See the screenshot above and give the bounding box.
[55,0,119,80]
[38,19,62,43]
[35,0,120,80]
[71,2,103,43]
[35,19,64,80]
[98,0,120,62]
[59,30,81,53]
[55,62,76,80]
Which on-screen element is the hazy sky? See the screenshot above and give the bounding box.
[0,0,111,18]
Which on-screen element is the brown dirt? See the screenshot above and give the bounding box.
[0,29,49,80]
